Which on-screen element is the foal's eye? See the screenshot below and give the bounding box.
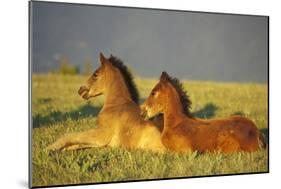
[151,92,156,96]
[93,73,98,78]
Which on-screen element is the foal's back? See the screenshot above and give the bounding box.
[167,115,261,152]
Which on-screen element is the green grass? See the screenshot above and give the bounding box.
[32,74,268,187]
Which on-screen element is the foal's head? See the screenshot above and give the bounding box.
[141,72,192,118]
[78,53,139,103]
[78,53,112,100]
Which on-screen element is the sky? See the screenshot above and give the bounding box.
[31,1,268,83]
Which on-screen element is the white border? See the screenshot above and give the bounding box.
[1,0,280,189]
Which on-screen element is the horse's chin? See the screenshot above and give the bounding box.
[141,112,160,121]
[82,95,90,100]
[147,113,161,120]
[82,93,102,100]
[140,107,160,120]
[143,116,151,121]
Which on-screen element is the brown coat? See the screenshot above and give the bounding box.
[141,72,265,153]
[46,53,165,152]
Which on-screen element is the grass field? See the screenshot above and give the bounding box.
[31,74,268,187]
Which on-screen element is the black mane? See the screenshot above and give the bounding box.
[163,73,192,116]
[108,55,139,103]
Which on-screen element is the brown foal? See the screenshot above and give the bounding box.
[141,72,266,153]
[46,53,165,152]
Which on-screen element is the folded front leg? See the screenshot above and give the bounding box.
[46,127,112,151]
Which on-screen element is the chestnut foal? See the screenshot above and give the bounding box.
[141,72,266,153]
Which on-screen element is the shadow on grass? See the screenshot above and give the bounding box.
[33,103,101,128]
[192,103,218,119]
[37,97,52,104]
[232,111,245,116]
[260,128,269,144]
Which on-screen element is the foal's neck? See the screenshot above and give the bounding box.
[103,75,134,107]
[163,89,189,128]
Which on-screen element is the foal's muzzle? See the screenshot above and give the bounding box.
[140,105,149,119]
[78,86,90,99]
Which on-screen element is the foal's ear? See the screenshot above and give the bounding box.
[99,52,107,66]
[160,71,169,81]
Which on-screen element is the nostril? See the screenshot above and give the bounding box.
[78,86,89,95]
[78,87,83,94]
